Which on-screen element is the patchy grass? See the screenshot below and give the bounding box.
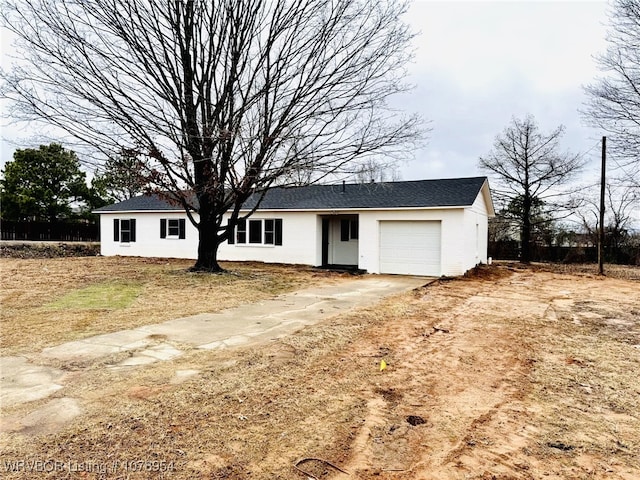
[46,282,142,310]
[0,256,339,356]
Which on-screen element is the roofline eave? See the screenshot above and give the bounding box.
[94,205,473,215]
[92,209,186,214]
[480,179,496,217]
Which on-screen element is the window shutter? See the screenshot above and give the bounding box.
[179,219,186,239]
[113,219,120,242]
[160,219,167,238]
[130,219,136,242]
[227,219,235,244]
[274,219,283,246]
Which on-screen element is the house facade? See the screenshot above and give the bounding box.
[95,177,494,277]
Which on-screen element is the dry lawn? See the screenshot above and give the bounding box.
[1,258,639,479]
[0,257,337,356]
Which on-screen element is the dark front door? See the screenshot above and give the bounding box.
[321,218,329,266]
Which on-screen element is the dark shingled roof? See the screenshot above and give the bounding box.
[93,194,180,212]
[94,177,488,212]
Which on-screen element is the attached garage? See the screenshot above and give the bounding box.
[379,221,441,276]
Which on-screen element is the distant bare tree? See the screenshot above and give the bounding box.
[480,115,584,262]
[353,158,401,183]
[575,181,639,254]
[583,0,640,184]
[1,0,421,271]
[488,214,517,244]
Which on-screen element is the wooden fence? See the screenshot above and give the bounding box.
[0,220,99,242]
[489,240,639,265]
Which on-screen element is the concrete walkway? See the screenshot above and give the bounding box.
[1,275,429,415]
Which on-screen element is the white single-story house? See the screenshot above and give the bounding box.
[94,177,494,277]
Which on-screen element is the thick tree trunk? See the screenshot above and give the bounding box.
[191,196,225,272]
[192,222,224,272]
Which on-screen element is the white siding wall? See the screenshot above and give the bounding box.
[358,208,466,276]
[99,211,199,258]
[100,210,319,264]
[462,191,490,268]
[217,211,318,265]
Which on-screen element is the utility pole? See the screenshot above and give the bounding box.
[598,136,606,275]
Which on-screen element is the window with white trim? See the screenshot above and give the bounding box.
[235,218,282,245]
[113,218,136,243]
[160,218,186,239]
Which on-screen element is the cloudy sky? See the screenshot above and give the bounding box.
[1,0,611,186]
[397,0,609,185]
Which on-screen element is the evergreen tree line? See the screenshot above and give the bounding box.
[0,143,146,223]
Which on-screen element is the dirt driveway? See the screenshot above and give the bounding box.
[1,264,639,479]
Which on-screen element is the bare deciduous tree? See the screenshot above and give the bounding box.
[574,181,639,255]
[479,115,584,263]
[583,0,640,183]
[1,0,421,271]
[353,158,401,183]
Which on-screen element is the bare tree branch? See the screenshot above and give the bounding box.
[583,0,640,183]
[1,0,424,271]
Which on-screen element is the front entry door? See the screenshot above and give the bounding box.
[321,215,359,267]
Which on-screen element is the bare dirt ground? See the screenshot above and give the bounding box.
[1,259,639,479]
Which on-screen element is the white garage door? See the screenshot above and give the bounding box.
[379,221,441,276]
